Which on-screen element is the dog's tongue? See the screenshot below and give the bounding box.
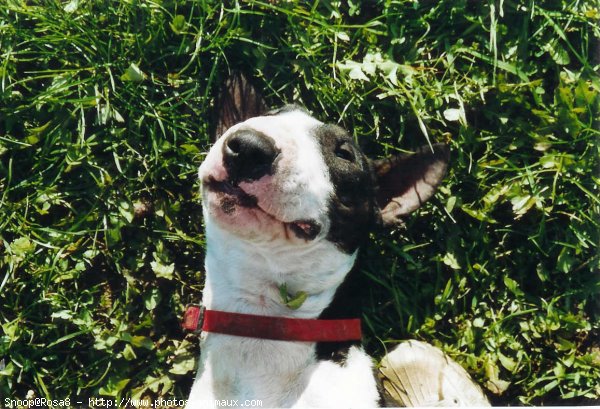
[289,220,321,241]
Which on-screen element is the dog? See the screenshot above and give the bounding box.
[185,75,452,408]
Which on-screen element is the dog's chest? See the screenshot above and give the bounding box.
[191,335,378,407]
[199,335,312,402]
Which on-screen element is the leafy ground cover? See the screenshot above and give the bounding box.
[1,0,598,406]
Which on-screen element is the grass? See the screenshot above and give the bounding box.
[1,0,598,406]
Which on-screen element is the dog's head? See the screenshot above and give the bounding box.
[200,83,448,257]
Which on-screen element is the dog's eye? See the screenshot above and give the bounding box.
[335,142,355,162]
[338,194,354,207]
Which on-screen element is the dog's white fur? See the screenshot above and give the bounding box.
[188,110,380,408]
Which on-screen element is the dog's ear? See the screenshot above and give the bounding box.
[372,143,449,226]
[213,71,268,141]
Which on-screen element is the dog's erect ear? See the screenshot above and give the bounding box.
[213,71,268,141]
[372,143,450,226]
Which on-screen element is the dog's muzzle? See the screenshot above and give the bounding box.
[204,176,322,241]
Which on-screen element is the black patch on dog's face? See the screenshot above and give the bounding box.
[313,124,377,254]
[312,124,376,362]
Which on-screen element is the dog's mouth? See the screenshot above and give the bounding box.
[204,177,321,241]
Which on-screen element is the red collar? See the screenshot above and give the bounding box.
[182,305,362,342]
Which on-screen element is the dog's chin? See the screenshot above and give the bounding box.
[202,177,322,243]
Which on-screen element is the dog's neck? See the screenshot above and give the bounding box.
[201,219,357,320]
[196,221,361,404]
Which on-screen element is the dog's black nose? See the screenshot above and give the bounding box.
[222,129,280,183]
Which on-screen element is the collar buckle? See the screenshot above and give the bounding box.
[182,304,205,334]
